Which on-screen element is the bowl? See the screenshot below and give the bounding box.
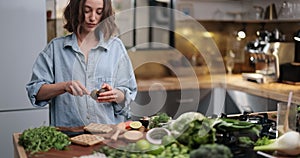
[146,128,171,145]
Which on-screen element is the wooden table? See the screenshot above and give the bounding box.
[13,133,103,158]
[13,125,145,158]
[13,125,146,158]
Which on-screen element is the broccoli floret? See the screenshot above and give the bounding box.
[175,119,217,149]
[190,144,233,158]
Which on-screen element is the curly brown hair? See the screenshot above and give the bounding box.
[63,0,118,41]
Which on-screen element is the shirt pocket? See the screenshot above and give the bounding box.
[96,77,115,88]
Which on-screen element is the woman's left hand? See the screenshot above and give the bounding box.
[96,83,124,103]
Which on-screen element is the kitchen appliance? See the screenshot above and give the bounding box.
[0,1,49,157]
[216,112,277,158]
[243,42,294,83]
[220,112,277,139]
[243,28,293,83]
[279,30,300,84]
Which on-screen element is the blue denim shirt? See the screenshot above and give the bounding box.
[26,33,137,127]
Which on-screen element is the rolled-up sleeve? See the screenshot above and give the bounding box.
[116,54,137,104]
[26,44,54,107]
[113,46,137,118]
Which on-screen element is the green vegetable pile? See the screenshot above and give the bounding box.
[167,112,217,149]
[174,119,216,149]
[18,126,71,154]
[149,113,171,129]
[94,112,272,157]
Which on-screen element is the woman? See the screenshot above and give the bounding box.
[26,0,137,127]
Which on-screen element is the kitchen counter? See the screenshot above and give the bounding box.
[136,74,300,104]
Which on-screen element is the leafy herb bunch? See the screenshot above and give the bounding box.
[19,126,71,154]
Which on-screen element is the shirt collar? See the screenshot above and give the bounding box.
[63,32,111,52]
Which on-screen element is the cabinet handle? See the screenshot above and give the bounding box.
[176,98,194,104]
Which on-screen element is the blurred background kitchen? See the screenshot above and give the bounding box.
[48,0,300,75]
[1,0,300,157]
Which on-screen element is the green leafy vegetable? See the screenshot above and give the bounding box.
[149,113,171,129]
[255,136,275,146]
[190,144,233,158]
[168,112,207,135]
[254,131,300,152]
[168,112,218,149]
[215,118,262,141]
[175,119,217,149]
[216,118,257,130]
[18,126,71,154]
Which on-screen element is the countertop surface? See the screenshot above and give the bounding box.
[136,74,300,104]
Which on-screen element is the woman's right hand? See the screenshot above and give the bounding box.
[65,80,89,96]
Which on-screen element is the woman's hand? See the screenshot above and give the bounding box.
[96,83,124,103]
[36,81,89,101]
[65,80,89,96]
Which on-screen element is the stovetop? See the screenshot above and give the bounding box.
[221,112,277,139]
[216,112,278,158]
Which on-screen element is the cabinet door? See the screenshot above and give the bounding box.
[225,90,278,114]
[1,108,49,158]
[130,89,212,119]
[130,90,168,119]
[165,89,203,118]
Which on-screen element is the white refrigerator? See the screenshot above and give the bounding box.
[0,0,49,157]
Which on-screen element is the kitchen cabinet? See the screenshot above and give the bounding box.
[133,74,300,119]
[130,88,212,119]
[5,109,49,158]
[130,87,276,119]
[224,89,278,114]
[163,89,212,118]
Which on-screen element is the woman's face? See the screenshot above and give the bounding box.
[81,0,103,35]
